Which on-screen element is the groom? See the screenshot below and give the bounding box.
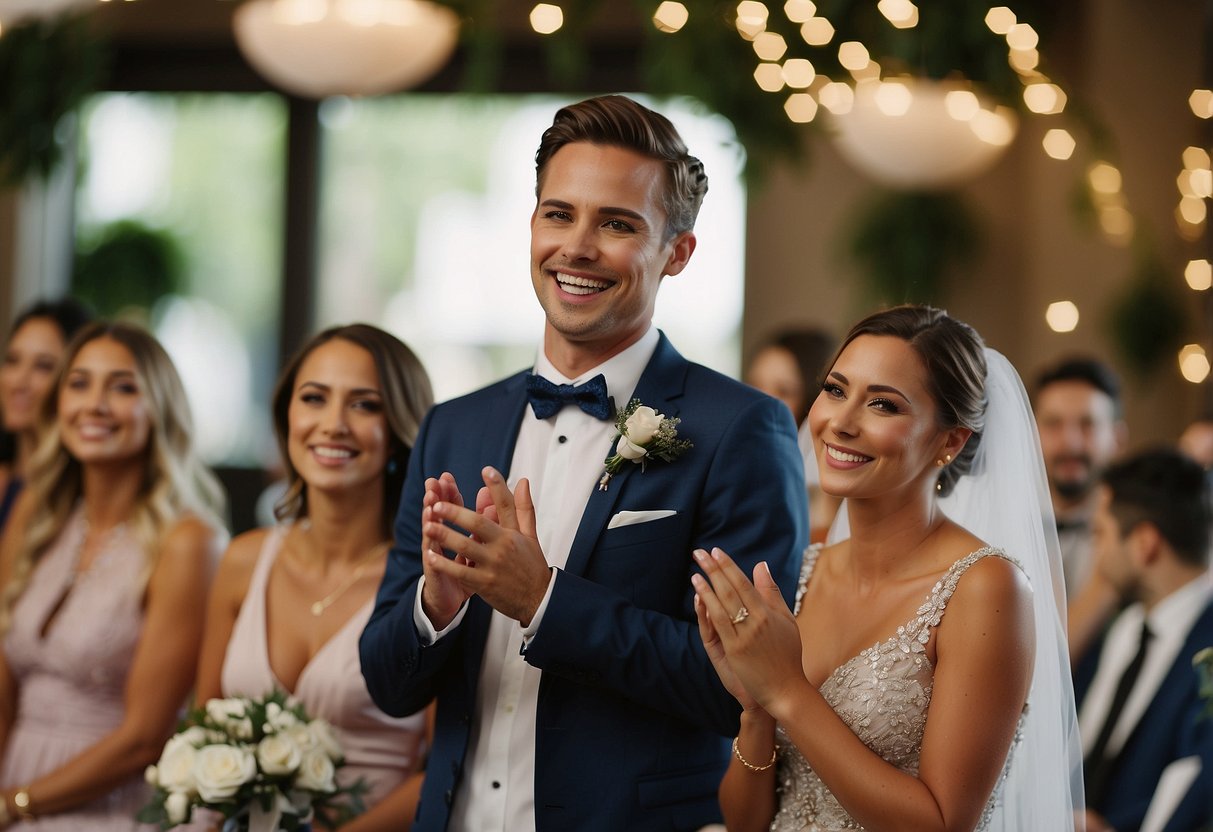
[360,95,808,831]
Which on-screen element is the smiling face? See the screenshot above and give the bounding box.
[808,335,961,501]
[530,142,695,371]
[58,337,152,468]
[286,338,389,500]
[1035,380,1121,508]
[0,317,67,435]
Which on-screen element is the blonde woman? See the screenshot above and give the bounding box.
[0,321,226,829]
[196,324,434,830]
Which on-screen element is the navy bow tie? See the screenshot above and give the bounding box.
[525,372,614,421]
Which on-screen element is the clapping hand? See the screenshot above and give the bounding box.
[692,547,807,716]
[423,466,551,626]
[420,472,478,630]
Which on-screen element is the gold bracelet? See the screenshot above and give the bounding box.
[11,787,31,821]
[732,736,777,772]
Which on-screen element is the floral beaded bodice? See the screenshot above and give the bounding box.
[770,545,1021,832]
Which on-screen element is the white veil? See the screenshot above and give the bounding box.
[822,349,1085,829]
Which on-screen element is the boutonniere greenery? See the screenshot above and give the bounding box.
[1195,646,1213,719]
[598,399,692,491]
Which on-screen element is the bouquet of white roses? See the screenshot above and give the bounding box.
[139,691,366,831]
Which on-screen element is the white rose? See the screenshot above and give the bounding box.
[294,748,336,794]
[265,703,300,733]
[163,726,209,757]
[156,742,198,794]
[205,697,245,725]
[145,765,159,786]
[624,406,663,445]
[286,723,318,753]
[256,732,302,777]
[615,436,648,461]
[307,719,343,761]
[193,744,257,803]
[165,790,191,825]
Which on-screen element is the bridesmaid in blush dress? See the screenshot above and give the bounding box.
[0,322,226,829]
[195,325,434,831]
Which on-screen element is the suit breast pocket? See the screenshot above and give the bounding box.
[600,512,682,549]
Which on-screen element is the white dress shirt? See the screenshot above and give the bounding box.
[415,326,659,832]
[1079,573,1213,759]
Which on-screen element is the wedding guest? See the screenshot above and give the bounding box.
[0,299,92,532]
[745,328,841,544]
[1075,449,1213,832]
[744,328,835,426]
[695,305,1082,831]
[1034,357,1127,593]
[0,321,226,829]
[1178,417,1213,469]
[196,324,434,830]
[360,95,807,831]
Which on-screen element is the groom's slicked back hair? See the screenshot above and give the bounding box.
[534,94,709,239]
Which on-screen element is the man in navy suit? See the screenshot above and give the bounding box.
[1074,448,1213,832]
[359,95,808,831]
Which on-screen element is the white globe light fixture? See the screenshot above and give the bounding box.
[232,0,460,99]
[829,77,1019,189]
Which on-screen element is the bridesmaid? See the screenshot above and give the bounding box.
[195,324,434,830]
[0,299,92,533]
[0,321,226,828]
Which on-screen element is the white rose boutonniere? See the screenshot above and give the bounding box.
[599,399,692,491]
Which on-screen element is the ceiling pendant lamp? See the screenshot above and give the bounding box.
[232,0,460,99]
[829,77,1019,189]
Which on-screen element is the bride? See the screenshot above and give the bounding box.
[693,305,1082,831]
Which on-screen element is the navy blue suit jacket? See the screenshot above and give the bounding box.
[1074,597,1213,832]
[359,333,808,831]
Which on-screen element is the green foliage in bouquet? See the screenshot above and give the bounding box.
[139,690,368,831]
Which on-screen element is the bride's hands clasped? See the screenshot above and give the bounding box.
[691,547,807,717]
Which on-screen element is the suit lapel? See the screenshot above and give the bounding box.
[563,334,690,578]
[461,373,529,680]
[481,371,529,481]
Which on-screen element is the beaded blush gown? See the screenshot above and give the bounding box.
[220,525,427,808]
[0,508,155,829]
[769,545,1022,832]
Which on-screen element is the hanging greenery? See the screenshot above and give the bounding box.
[1107,249,1191,379]
[72,220,186,319]
[846,190,979,306]
[0,14,106,188]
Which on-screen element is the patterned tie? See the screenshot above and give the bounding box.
[525,372,613,421]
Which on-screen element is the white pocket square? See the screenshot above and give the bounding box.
[607,510,677,530]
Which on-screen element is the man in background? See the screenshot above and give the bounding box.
[1075,449,1213,832]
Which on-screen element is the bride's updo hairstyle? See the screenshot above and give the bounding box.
[831,305,988,497]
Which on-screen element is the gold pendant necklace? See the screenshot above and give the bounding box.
[309,542,387,617]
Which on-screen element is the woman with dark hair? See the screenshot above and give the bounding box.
[745,327,840,543]
[195,324,434,830]
[0,320,225,828]
[0,299,92,532]
[694,305,1082,831]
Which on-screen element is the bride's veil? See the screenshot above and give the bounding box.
[823,348,1085,829]
[940,349,1084,830]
